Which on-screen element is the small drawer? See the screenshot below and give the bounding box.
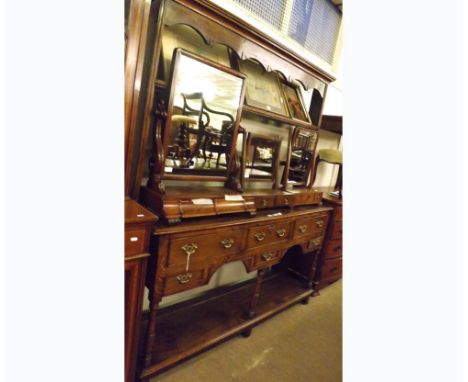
[330,220,342,240]
[255,196,275,209]
[163,269,207,296]
[294,214,328,238]
[320,258,342,280]
[168,228,246,267]
[293,192,322,206]
[254,249,280,268]
[323,239,342,260]
[247,221,291,248]
[307,235,325,251]
[125,228,147,256]
[275,195,295,207]
[335,206,342,221]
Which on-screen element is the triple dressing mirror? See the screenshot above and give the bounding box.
[163,49,246,178]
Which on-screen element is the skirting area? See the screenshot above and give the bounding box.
[151,280,342,382]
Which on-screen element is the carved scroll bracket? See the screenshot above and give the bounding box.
[147,99,168,195]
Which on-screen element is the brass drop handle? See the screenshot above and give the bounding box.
[254,232,266,241]
[283,198,289,205]
[181,243,198,272]
[221,238,234,249]
[261,199,268,207]
[181,243,198,256]
[330,267,339,273]
[312,238,321,246]
[334,245,342,252]
[261,252,273,261]
[176,273,192,284]
[316,220,324,228]
[299,224,307,233]
[276,228,286,238]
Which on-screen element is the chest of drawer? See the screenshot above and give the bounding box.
[323,238,342,260]
[293,214,328,239]
[329,220,342,240]
[125,228,148,257]
[335,206,342,221]
[321,257,342,280]
[167,228,246,268]
[247,221,292,248]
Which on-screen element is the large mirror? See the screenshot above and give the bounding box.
[287,127,318,186]
[163,49,246,178]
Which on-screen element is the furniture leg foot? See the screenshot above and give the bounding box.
[301,296,310,305]
[247,310,256,319]
[241,328,252,338]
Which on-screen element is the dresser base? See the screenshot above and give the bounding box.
[138,270,312,380]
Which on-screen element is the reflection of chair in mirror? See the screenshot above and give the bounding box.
[311,148,342,190]
[168,115,198,167]
[202,120,234,168]
[179,92,235,168]
[288,129,317,184]
[243,133,282,189]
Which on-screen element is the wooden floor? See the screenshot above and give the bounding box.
[150,280,342,382]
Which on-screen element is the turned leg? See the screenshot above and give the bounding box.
[142,286,162,369]
[310,250,322,297]
[247,268,266,319]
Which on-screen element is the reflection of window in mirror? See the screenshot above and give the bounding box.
[160,24,231,82]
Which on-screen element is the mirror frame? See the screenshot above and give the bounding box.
[162,48,247,182]
[241,132,282,190]
[284,126,318,188]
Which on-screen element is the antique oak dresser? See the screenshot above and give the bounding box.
[124,0,339,381]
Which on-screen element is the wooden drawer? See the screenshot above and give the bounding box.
[293,214,328,239]
[321,258,342,280]
[167,228,246,267]
[247,221,292,248]
[125,228,147,257]
[323,239,342,260]
[330,220,342,240]
[253,248,281,269]
[275,194,294,207]
[254,196,275,209]
[163,269,207,296]
[335,206,342,221]
[293,192,322,206]
[307,235,325,251]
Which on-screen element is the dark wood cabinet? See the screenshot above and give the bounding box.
[313,188,343,292]
[139,206,332,380]
[123,0,341,380]
[125,200,158,382]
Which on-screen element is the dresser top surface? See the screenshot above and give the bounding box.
[313,187,343,206]
[125,199,159,225]
[153,205,332,235]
